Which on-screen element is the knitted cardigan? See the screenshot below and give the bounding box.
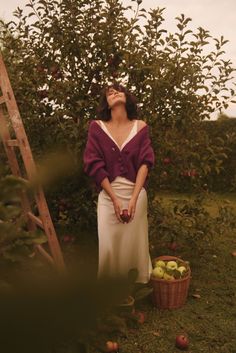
[83,120,155,192]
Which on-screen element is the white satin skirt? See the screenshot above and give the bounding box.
[97,176,152,283]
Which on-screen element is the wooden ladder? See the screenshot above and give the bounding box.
[0,53,65,272]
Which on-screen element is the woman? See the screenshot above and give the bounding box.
[83,84,155,283]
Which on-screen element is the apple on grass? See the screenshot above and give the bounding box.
[106,341,119,352]
[133,310,146,324]
[152,266,164,279]
[175,335,189,350]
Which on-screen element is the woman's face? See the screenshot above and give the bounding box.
[106,87,126,109]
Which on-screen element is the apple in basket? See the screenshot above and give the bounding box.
[166,261,178,271]
[154,260,166,268]
[163,272,175,280]
[152,266,164,279]
[120,209,130,223]
[177,266,187,275]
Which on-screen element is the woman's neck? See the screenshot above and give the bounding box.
[110,105,129,125]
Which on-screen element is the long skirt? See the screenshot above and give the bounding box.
[97,176,152,283]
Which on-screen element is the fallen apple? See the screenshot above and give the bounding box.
[106,341,114,352]
[152,266,164,279]
[112,342,119,351]
[175,335,189,350]
[106,341,119,352]
[133,311,145,324]
[120,209,130,223]
[166,261,178,270]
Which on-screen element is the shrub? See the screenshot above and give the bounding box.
[149,193,236,254]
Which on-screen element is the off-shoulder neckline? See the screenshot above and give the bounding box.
[92,120,148,151]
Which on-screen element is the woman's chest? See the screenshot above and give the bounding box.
[102,122,136,148]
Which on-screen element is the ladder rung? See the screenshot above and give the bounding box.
[36,244,54,264]
[0,96,5,104]
[17,176,30,185]
[6,139,19,147]
[28,212,43,228]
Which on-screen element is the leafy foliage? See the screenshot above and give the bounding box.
[0,0,235,225]
[149,193,236,253]
[0,165,47,263]
[203,117,236,191]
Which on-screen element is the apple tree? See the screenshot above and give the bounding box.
[0,0,235,228]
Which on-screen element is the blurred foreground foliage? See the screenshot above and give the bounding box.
[0,266,149,353]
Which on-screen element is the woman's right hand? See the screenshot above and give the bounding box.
[112,197,123,223]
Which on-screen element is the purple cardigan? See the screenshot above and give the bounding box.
[83,120,155,192]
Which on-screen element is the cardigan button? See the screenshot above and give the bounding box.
[112,147,115,151]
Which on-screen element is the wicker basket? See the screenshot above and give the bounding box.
[150,255,191,309]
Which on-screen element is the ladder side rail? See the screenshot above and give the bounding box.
[0,54,65,271]
[0,108,34,227]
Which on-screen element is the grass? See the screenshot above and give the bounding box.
[115,230,236,353]
[156,190,236,215]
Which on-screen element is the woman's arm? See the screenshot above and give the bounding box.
[131,164,148,201]
[101,177,124,222]
[127,164,148,221]
[130,123,155,204]
[100,177,117,201]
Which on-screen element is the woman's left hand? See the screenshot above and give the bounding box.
[127,196,137,222]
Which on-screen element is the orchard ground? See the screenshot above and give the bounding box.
[57,192,236,353]
[1,192,235,352]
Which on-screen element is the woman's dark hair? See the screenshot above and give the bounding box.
[96,83,138,121]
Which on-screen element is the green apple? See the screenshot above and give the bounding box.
[166,261,178,270]
[152,266,164,279]
[163,273,174,280]
[154,260,166,268]
[177,266,187,275]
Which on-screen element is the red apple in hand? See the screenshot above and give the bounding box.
[175,335,189,350]
[120,209,130,223]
